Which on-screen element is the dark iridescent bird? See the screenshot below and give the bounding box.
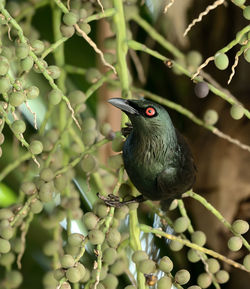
[106,98,196,209]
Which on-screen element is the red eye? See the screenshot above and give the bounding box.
[145,107,156,117]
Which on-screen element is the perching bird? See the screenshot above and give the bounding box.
[105,98,196,209]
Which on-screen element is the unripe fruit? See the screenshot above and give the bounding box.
[100,123,112,137]
[206,258,220,273]
[39,182,54,203]
[48,89,62,105]
[243,6,250,20]
[26,85,39,99]
[68,90,86,106]
[0,77,11,93]
[0,208,13,220]
[114,205,129,219]
[233,0,246,5]
[83,212,99,230]
[243,254,250,270]
[9,91,25,107]
[157,276,172,289]
[214,53,229,70]
[215,270,229,284]
[0,225,14,240]
[0,133,4,145]
[227,236,243,251]
[40,168,54,182]
[186,50,203,69]
[194,82,209,98]
[0,252,15,266]
[170,240,183,251]
[68,233,84,247]
[30,39,45,55]
[197,273,212,288]
[88,229,105,245]
[0,56,9,75]
[107,228,121,248]
[138,259,156,274]
[75,262,86,279]
[20,56,34,72]
[85,68,101,84]
[60,282,71,289]
[102,274,118,289]
[232,219,249,234]
[47,65,61,79]
[103,247,117,265]
[95,202,109,218]
[30,140,43,154]
[110,259,126,275]
[11,120,26,134]
[187,249,200,263]
[187,286,201,289]
[66,267,81,283]
[81,155,97,173]
[6,270,23,288]
[230,105,244,120]
[191,231,206,246]
[15,43,29,59]
[244,48,250,63]
[175,269,190,285]
[60,254,75,268]
[63,12,79,26]
[43,240,59,256]
[0,238,11,253]
[53,268,65,281]
[108,154,123,170]
[203,109,218,125]
[158,256,173,273]
[132,250,148,263]
[77,22,91,35]
[173,216,189,233]
[112,136,124,152]
[92,266,107,281]
[60,25,75,37]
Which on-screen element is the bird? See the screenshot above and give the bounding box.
[103,97,196,209]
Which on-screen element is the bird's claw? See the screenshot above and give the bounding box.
[96,193,123,208]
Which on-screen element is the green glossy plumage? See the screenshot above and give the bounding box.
[109,98,196,208]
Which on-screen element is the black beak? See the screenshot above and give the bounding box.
[108,98,139,115]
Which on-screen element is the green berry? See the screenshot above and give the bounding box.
[88,229,105,245]
[42,271,58,287]
[15,43,29,59]
[158,256,173,273]
[157,276,172,289]
[243,6,250,20]
[191,231,206,246]
[230,104,244,120]
[75,262,86,279]
[20,56,34,72]
[30,39,45,55]
[100,123,112,137]
[30,140,43,154]
[60,24,75,37]
[48,89,62,105]
[203,109,218,125]
[207,258,220,273]
[9,91,25,107]
[77,22,91,35]
[228,236,242,251]
[11,120,26,134]
[244,47,250,63]
[11,238,22,253]
[197,273,212,288]
[0,56,9,75]
[232,219,249,234]
[85,68,101,83]
[104,37,116,50]
[124,4,139,21]
[68,90,86,106]
[108,154,123,170]
[54,175,67,191]
[187,286,201,289]
[132,250,148,263]
[173,216,189,233]
[112,136,124,152]
[169,240,183,251]
[63,12,79,26]
[107,228,121,248]
[26,85,39,100]
[124,286,136,289]
[138,259,156,274]
[0,252,15,266]
[91,266,107,281]
[95,202,109,218]
[243,254,250,270]
[175,269,190,285]
[53,268,65,281]
[186,51,203,69]
[43,240,60,256]
[30,199,43,214]
[233,0,246,5]
[47,65,61,79]
[187,249,200,263]
[39,182,54,203]
[0,238,11,253]
[0,209,14,220]
[0,225,14,240]
[110,258,126,275]
[102,274,118,289]
[82,130,97,146]
[214,53,229,70]
[215,270,229,284]
[80,268,90,283]
[0,133,4,145]
[103,247,117,265]
[6,270,23,288]
[60,282,71,289]
[66,267,81,283]
[0,77,11,93]
[83,212,99,230]
[82,117,96,130]
[81,154,97,173]
[68,233,84,247]
[61,254,75,268]
[40,168,54,182]
[114,205,129,219]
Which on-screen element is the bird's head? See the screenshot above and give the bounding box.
[108,98,174,133]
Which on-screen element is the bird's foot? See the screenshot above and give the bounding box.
[97,193,145,208]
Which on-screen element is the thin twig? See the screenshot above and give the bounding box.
[164,0,175,13]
